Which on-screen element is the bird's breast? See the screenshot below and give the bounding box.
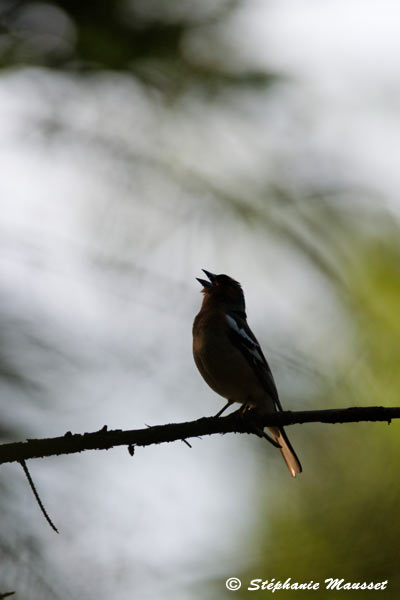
[193,314,267,405]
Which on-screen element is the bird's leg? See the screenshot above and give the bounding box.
[214,400,233,418]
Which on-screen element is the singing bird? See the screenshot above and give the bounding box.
[192,270,302,477]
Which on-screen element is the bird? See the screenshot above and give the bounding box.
[192,269,302,477]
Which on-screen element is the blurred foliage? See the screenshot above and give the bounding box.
[232,236,400,599]
[0,0,277,94]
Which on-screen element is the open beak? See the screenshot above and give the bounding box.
[196,269,216,288]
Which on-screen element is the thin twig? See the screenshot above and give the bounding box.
[20,460,59,533]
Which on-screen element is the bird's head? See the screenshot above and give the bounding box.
[196,269,246,313]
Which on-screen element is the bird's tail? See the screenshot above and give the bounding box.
[267,426,302,478]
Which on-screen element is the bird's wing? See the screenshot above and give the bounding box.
[225,312,283,411]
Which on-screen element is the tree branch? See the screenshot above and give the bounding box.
[1,406,399,466]
[20,460,59,533]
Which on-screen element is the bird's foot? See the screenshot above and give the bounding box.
[239,403,281,448]
[239,400,255,416]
